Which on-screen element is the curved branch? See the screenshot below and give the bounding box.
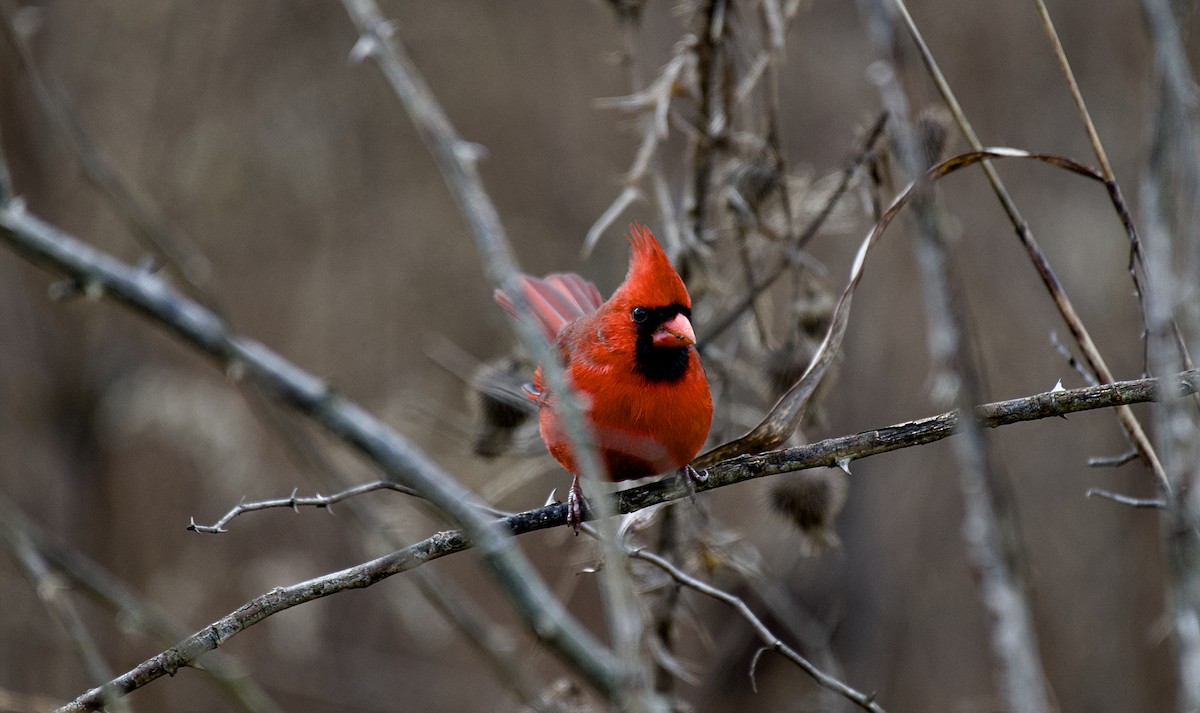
[626,546,885,713]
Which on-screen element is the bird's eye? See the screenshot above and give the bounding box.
[631,306,648,323]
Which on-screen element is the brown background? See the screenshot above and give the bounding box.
[0,1,1183,711]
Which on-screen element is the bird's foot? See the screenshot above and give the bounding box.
[676,464,708,502]
[683,463,708,485]
[566,477,587,534]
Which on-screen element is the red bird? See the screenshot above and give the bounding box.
[495,224,713,529]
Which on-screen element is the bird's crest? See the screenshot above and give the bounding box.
[620,223,690,309]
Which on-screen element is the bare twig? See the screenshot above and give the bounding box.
[1088,450,1140,468]
[187,481,422,534]
[698,145,1119,470]
[1032,0,1194,379]
[1085,489,1166,510]
[625,545,886,713]
[698,111,888,345]
[1050,331,1100,387]
[686,0,728,245]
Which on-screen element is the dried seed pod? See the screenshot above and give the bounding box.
[770,470,849,555]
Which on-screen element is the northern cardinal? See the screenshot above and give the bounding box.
[495,224,713,529]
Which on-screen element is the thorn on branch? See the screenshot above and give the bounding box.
[188,480,423,534]
[349,35,379,63]
[453,141,488,163]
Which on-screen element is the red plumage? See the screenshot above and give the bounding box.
[496,224,713,527]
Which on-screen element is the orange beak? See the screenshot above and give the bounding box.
[651,312,697,348]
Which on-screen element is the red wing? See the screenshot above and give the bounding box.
[494,272,604,343]
[544,273,603,314]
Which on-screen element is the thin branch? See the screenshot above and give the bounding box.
[687,0,727,244]
[187,481,422,534]
[1031,0,1195,379]
[1088,450,1140,468]
[626,546,886,713]
[1085,489,1166,510]
[698,145,1118,470]
[1138,0,1200,707]
[1050,331,1100,387]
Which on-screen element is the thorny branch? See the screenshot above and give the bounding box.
[187,481,422,534]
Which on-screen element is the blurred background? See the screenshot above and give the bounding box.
[0,1,1188,711]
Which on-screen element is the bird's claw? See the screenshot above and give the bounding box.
[566,479,586,534]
